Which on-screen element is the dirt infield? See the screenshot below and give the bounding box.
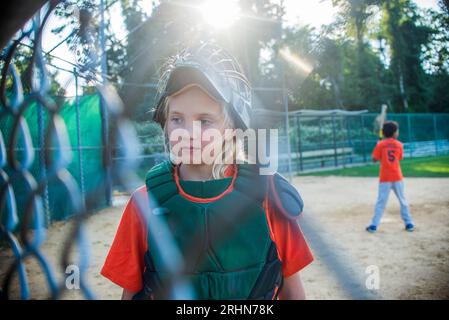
[295,176,449,299]
[1,176,448,299]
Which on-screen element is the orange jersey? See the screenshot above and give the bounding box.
[372,138,404,182]
[101,166,314,293]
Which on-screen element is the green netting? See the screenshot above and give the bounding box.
[0,94,106,226]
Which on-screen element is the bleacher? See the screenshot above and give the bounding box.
[403,139,449,157]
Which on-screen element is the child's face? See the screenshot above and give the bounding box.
[166,85,227,164]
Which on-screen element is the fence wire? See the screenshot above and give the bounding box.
[0,1,149,299]
[1,1,447,301]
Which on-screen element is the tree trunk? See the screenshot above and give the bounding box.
[330,76,344,109]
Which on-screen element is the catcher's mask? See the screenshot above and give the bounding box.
[152,42,252,130]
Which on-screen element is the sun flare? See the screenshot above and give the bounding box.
[199,0,241,29]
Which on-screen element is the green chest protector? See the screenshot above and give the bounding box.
[134,160,283,300]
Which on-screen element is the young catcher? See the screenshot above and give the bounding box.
[366,121,415,233]
[101,42,313,300]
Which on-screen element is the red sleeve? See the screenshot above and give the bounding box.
[100,186,148,293]
[372,141,382,161]
[263,198,314,278]
[398,141,403,160]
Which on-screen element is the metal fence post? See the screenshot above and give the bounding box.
[345,116,352,165]
[319,117,324,167]
[74,69,86,206]
[331,114,338,167]
[295,115,303,171]
[35,12,51,227]
[99,0,112,206]
[283,88,293,181]
[37,93,51,226]
[360,114,367,162]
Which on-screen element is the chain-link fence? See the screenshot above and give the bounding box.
[0,1,144,299]
[270,112,449,175]
[1,1,448,301]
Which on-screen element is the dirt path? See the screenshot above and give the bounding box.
[295,176,449,299]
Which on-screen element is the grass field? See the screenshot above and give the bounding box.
[300,155,449,177]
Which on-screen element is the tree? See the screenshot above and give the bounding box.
[316,37,348,109]
[441,0,449,13]
[49,0,449,114]
[2,44,66,97]
[331,0,381,107]
[381,0,433,112]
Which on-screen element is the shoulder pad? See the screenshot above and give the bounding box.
[268,173,304,220]
[145,160,172,183]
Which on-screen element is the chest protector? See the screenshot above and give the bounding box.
[135,160,283,300]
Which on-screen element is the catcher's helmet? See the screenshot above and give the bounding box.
[152,42,252,130]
